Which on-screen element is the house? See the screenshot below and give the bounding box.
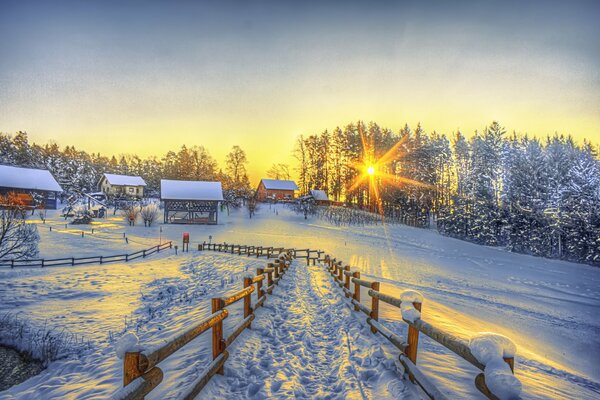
[161,179,224,224]
[98,173,146,199]
[0,165,63,209]
[309,189,331,205]
[256,179,299,202]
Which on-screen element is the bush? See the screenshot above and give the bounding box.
[140,203,160,227]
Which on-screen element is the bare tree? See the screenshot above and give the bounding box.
[140,203,160,226]
[225,145,249,184]
[0,194,40,259]
[267,163,291,180]
[247,196,258,219]
[120,205,140,226]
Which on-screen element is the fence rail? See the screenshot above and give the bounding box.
[0,241,173,268]
[113,248,294,400]
[324,254,519,400]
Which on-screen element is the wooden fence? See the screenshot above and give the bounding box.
[323,254,518,400]
[113,248,293,400]
[0,241,173,268]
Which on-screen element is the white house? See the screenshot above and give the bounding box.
[98,173,146,199]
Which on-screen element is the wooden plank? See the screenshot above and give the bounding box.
[351,277,375,288]
[181,351,229,400]
[399,354,449,400]
[351,298,372,317]
[142,310,228,370]
[116,367,164,400]
[221,286,255,307]
[367,318,408,352]
[225,315,255,347]
[369,290,403,309]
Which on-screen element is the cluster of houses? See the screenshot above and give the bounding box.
[0,165,331,225]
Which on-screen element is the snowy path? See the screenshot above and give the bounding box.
[202,260,418,399]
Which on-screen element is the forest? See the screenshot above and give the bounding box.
[1,122,599,266]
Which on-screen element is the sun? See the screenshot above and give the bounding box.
[367,165,375,176]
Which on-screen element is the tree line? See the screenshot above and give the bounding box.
[294,121,599,266]
[0,131,252,204]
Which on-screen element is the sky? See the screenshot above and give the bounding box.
[1,0,599,182]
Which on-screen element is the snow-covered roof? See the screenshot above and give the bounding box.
[161,179,224,201]
[103,173,146,186]
[0,165,63,192]
[260,179,299,191]
[310,189,329,201]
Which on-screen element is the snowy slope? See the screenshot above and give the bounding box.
[0,204,598,399]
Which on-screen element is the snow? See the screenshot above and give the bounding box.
[103,173,146,187]
[469,333,521,399]
[0,204,599,399]
[0,165,62,192]
[260,179,299,191]
[400,290,423,323]
[114,332,140,359]
[160,179,224,201]
[309,189,329,201]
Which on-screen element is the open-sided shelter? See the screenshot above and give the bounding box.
[161,179,223,224]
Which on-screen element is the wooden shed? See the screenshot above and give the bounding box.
[256,179,299,202]
[0,165,63,209]
[161,179,223,224]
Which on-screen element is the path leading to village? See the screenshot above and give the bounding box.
[202,260,419,399]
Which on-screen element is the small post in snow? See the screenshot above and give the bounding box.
[353,271,361,311]
[344,266,351,295]
[243,277,253,328]
[405,301,422,366]
[256,268,264,299]
[211,298,225,375]
[370,281,380,334]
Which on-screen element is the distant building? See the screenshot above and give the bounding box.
[161,179,224,224]
[98,173,146,199]
[256,179,299,201]
[309,189,331,205]
[0,165,63,209]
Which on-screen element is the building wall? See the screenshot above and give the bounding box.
[100,178,144,198]
[256,182,295,201]
[0,188,58,209]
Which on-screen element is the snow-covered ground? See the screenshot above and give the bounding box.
[0,203,599,399]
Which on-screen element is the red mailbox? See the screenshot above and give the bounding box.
[183,232,190,243]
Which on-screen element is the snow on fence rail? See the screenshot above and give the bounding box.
[0,241,173,268]
[324,254,521,400]
[113,248,293,400]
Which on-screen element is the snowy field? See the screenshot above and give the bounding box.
[0,203,599,399]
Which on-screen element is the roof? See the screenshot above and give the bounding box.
[103,173,146,186]
[160,180,224,201]
[260,179,299,191]
[310,189,330,201]
[0,165,63,192]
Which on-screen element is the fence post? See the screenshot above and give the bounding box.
[344,266,351,295]
[270,262,278,280]
[143,250,146,258]
[99,256,103,264]
[353,272,361,311]
[243,277,253,328]
[338,263,343,282]
[71,257,75,266]
[211,298,225,375]
[123,351,143,386]
[267,268,273,294]
[405,301,422,365]
[370,282,380,333]
[256,268,264,299]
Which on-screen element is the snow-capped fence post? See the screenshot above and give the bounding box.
[353,272,360,310]
[243,277,253,327]
[266,267,274,294]
[370,282,380,334]
[405,301,422,367]
[123,351,143,386]
[211,298,225,375]
[256,268,264,298]
[344,266,351,295]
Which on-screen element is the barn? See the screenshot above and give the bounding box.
[98,173,146,199]
[256,179,299,202]
[0,165,63,209]
[161,179,223,224]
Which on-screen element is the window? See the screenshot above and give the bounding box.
[129,187,134,193]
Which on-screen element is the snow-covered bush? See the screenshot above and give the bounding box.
[319,206,383,226]
[120,205,140,226]
[140,203,160,227]
[0,313,90,365]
